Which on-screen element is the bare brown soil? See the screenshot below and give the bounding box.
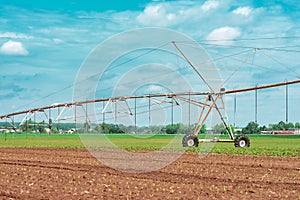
[0,148,299,200]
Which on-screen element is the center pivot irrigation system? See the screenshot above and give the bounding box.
[173,42,300,148]
[1,42,300,148]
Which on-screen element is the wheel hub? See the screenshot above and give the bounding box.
[187,139,194,146]
[239,140,246,147]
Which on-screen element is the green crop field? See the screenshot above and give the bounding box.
[0,133,299,157]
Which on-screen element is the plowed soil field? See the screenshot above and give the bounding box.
[0,148,299,199]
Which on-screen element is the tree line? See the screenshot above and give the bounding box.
[1,120,299,134]
[240,121,300,135]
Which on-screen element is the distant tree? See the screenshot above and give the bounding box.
[138,126,150,133]
[149,125,163,133]
[228,124,235,134]
[98,123,125,134]
[94,125,101,133]
[278,121,286,130]
[126,125,136,133]
[117,124,127,133]
[20,119,34,132]
[51,126,58,133]
[38,121,46,133]
[295,122,300,129]
[269,121,294,131]
[48,119,53,129]
[165,124,180,134]
[285,122,294,130]
[177,124,189,135]
[100,123,110,133]
[108,124,125,134]
[200,124,207,134]
[83,122,91,132]
[242,121,260,134]
[212,123,234,134]
[259,125,267,131]
[213,123,225,134]
[269,123,280,130]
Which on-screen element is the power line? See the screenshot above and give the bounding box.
[260,51,300,77]
[10,42,170,113]
[207,50,299,78]
[176,36,300,42]
[202,43,300,53]
[177,41,300,53]
[8,37,300,114]
[94,49,255,95]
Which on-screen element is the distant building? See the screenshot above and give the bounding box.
[272,130,294,135]
[45,128,51,134]
[0,128,20,133]
[262,130,296,135]
[0,129,9,133]
[64,128,76,134]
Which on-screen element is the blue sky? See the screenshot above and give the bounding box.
[0,0,300,127]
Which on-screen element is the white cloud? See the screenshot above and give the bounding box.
[201,0,219,12]
[137,3,204,27]
[53,38,63,44]
[0,40,29,55]
[137,4,178,26]
[136,1,223,27]
[233,6,252,17]
[206,27,241,45]
[0,32,32,39]
[148,85,163,93]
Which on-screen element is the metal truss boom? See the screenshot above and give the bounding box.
[0,79,300,120]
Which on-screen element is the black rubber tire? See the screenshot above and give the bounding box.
[234,135,250,148]
[182,134,199,147]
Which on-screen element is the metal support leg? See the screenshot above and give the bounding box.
[193,95,220,135]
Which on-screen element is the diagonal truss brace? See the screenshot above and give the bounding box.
[20,112,34,126]
[193,94,220,136]
[192,91,234,140]
[101,98,133,115]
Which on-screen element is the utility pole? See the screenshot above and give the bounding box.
[85,104,88,133]
[171,97,174,125]
[25,114,28,139]
[188,92,191,128]
[234,93,236,126]
[34,111,36,133]
[57,107,60,133]
[5,117,7,141]
[74,105,77,131]
[255,84,258,123]
[148,95,151,127]
[102,101,105,123]
[49,109,51,130]
[114,101,117,124]
[134,98,137,133]
[286,80,288,123]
